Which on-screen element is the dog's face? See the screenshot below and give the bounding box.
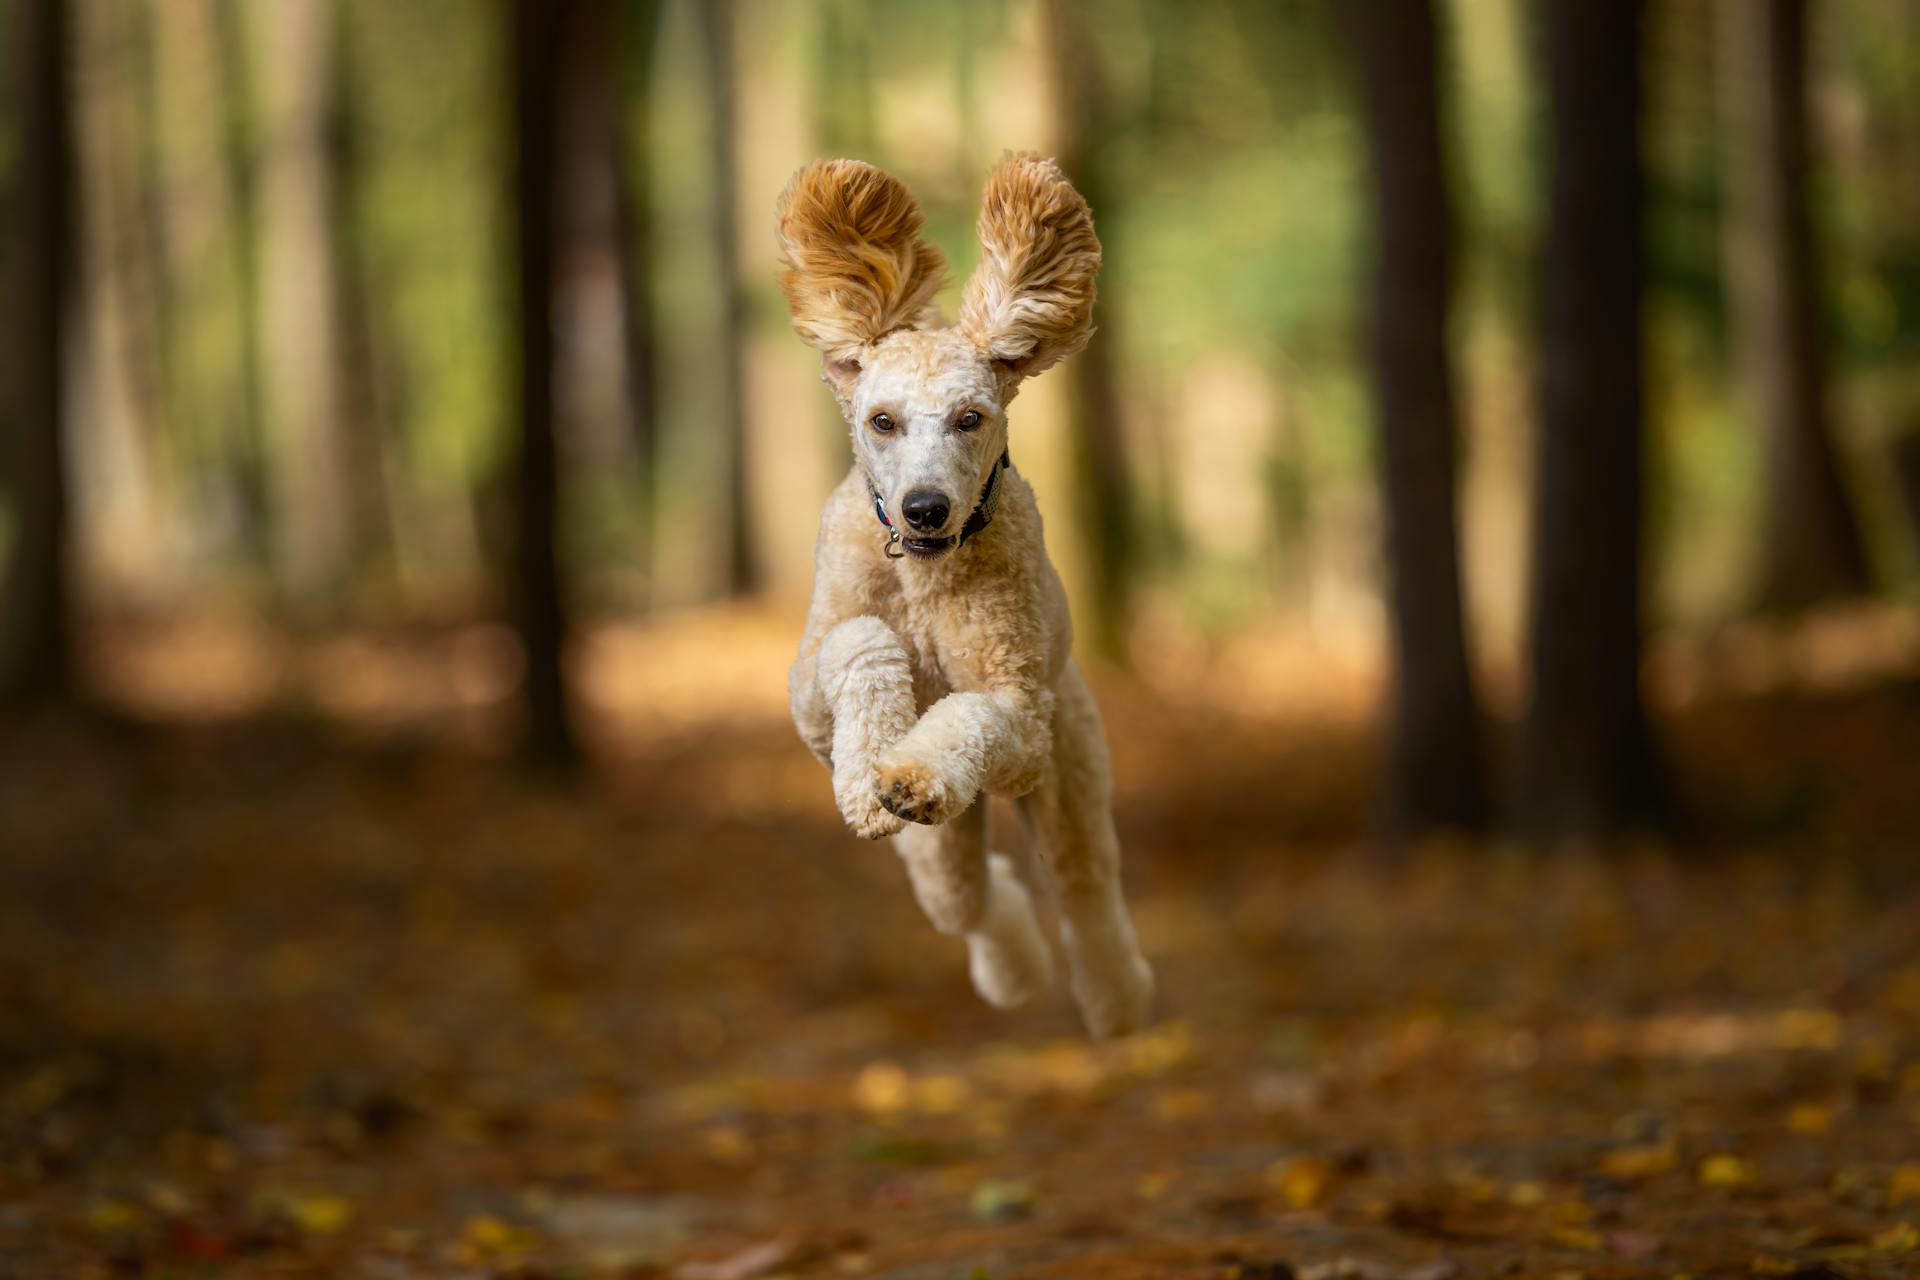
[833,329,1008,559]
[776,154,1100,561]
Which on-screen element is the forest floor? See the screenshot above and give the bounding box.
[4,605,1920,1279]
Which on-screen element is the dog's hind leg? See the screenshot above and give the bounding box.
[1018,662,1154,1038]
[894,801,1054,1009]
[816,616,916,840]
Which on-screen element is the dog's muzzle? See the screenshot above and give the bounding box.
[867,451,1010,561]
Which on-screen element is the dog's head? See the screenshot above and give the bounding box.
[776,154,1100,560]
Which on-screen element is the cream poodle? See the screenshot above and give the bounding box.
[777,153,1153,1038]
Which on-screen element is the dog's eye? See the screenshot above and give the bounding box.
[956,409,982,431]
[869,412,894,434]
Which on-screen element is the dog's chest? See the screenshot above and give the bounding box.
[881,597,961,711]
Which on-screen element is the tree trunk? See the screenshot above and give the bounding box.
[512,0,581,770]
[0,0,75,712]
[212,0,272,565]
[1344,0,1488,838]
[1718,0,1871,610]
[325,0,396,582]
[699,0,757,597]
[253,0,354,615]
[612,0,663,596]
[1038,0,1133,663]
[1519,0,1666,840]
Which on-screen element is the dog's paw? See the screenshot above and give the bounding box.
[1073,953,1156,1040]
[873,757,954,826]
[842,793,906,840]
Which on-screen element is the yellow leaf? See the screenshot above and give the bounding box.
[1548,1225,1601,1250]
[1270,1156,1335,1209]
[1600,1141,1675,1180]
[911,1073,972,1115]
[1507,1180,1547,1208]
[1889,1164,1920,1205]
[700,1125,753,1162]
[1698,1153,1755,1187]
[85,1200,140,1234]
[851,1061,909,1114]
[1123,1022,1197,1078]
[1135,1171,1174,1200]
[286,1192,352,1235]
[463,1215,514,1252]
[1872,1222,1919,1253]
[1775,1008,1842,1051]
[1446,1168,1501,1203]
[1150,1088,1211,1123]
[1786,1103,1833,1134]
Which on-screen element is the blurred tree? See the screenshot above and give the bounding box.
[700,0,757,598]
[1344,0,1487,838]
[213,0,271,562]
[612,0,664,581]
[0,0,75,711]
[324,0,397,585]
[1520,0,1666,839]
[253,0,357,613]
[1040,0,1134,663]
[1718,0,1872,610]
[512,0,582,769]
[812,0,875,158]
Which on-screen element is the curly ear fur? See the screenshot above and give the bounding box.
[959,153,1102,380]
[776,159,947,365]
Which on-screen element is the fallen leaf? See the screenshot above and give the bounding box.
[1776,1007,1843,1051]
[1249,1069,1322,1115]
[1599,1140,1676,1180]
[538,1193,701,1270]
[1888,1163,1920,1205]
[678,1235,802,1280]
[1271,1156,1336,1209]
[1698,1153,1755,1187]
[1548,1226,1601,1251]
[164,1220,231,1261]
[84,1200,140,1235]
[284,1192,352,1236]
[1604,1229,1662,1259]
[911,1073,972,1114]
[1135,1171,1175,1200]
[1872,1222,1919,1253]
[1787,1102,1835,1134]
[1506,1180,1547,1208]
[1151,1087,1212,1122]
[970,1178,1035,1222]
[852,1061,909,1114]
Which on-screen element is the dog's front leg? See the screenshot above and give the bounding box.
[814,616,916,839]
[873,686,1052,826]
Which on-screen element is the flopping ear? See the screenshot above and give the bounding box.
[958,153,1101,383]
[776,159,947,389]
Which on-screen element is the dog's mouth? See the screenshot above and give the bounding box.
[900,535,956,559]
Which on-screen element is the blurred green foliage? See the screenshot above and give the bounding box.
[8,0,1920,636]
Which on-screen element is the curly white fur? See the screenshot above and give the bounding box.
[779,154,1153,1039]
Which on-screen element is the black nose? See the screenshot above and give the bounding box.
[901,490,950,533]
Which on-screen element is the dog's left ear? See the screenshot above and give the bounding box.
[958,153,1102,386]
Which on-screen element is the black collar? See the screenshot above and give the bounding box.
[866,450,1010,559]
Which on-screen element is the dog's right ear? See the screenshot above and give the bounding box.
[776,159,947,395]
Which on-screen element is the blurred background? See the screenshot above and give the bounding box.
[5,1,1920,1275]
[3,0,1920,827]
